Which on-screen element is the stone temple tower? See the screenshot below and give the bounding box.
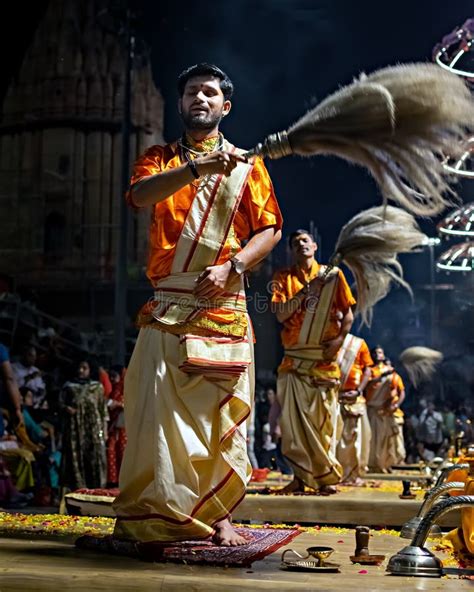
[0,0,164,293]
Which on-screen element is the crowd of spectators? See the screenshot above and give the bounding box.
[404,399,472,463]
[1,336,472,509]
[251,380,472,474]
[0,340,126,509]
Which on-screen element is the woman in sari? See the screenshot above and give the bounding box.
[60,360,107,491]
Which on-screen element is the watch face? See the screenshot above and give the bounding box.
[233,258,245,274]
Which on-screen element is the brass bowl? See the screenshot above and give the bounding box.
[282,546,336,568]
[306,546,335,565]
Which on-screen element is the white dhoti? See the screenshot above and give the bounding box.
[394,415,406,465]
[367,407,402,472]
[113,328,252,542]
[336,399,371,482]
[277,371,342,489]
[359,406,372,471]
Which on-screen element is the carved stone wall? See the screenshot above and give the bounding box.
[0,0,164,287]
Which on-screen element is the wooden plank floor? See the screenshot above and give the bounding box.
[0,530,468,591]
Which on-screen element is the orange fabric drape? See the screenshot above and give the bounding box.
[127,142,283,286]
[271,261,355,379]
[365,365,405,406]
[342,339,373,391]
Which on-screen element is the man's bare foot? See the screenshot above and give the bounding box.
[213,519,247,546]
[341,477,364,487]
[317,484,338,495]
[274,477,306,495]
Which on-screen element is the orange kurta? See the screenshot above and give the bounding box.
[271,261,356,380]
[128,142,282,285]
[114,138,282,543]
[342,339,373,391]
[365,364,405,417]
[460,477,474,554]
[128,141,283,336]
[444,456,474,557]
[391,372,405,419]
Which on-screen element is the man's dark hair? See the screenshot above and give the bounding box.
[177,63,234,101]
[288,229,315,247]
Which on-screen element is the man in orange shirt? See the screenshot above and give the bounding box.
[336,334,373,484]
[443,451,474,561]
[113,64,282,546]
[271,230,355,494]
[365,346,406,472]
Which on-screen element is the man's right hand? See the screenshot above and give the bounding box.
[194,151,247,177]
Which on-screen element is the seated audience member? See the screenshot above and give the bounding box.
[12,345,46,409]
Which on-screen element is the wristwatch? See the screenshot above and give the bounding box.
[229,256,245,275]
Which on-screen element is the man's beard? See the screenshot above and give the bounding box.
[181,109,223,131]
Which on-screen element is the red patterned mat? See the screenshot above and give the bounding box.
[76,527,300,567]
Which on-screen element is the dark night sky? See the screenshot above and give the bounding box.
[145,0,474,258]
[137,0,474,355]
[2,0,472,255]
[2,0,473,353]
[146,0,474,355]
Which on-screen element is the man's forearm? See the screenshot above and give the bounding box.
[131,164,196,207]
[131,149,246,207]
[396,389,406,408]
[339,308,354,339]
[359,367,371,393]
[236,227,281,272]
[273,290,307,324]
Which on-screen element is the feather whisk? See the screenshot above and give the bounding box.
[399,346,444,387]
[246,63,474,216]
[326,205,428,326]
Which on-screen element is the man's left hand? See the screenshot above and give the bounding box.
[322,336,344,360]
[194,262,234,300]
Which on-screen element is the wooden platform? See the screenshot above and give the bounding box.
[0,529,468,591]
[362,472,432,482]
[235,489,460,528]
[64,486,460,529]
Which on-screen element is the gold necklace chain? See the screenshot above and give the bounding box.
[178,133,224,159]
[178,133,224,187]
